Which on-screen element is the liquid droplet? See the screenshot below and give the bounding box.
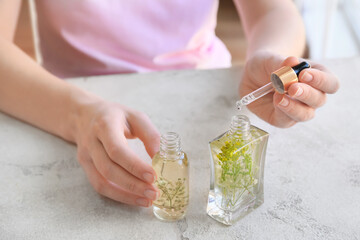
[236,100,243,111]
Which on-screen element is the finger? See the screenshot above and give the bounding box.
[299,68,339,94]
[304,59,331,73]
[281,57,339,94]
[91,139,158,201]
[256,96,296,128]
[127,111,161,158]
[96,117,157,184]
[274,93,315,122]
[287,83,327,108]
[79,157,152,207]
[281,56,300,67]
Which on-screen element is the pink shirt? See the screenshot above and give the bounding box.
[35,0,231,78]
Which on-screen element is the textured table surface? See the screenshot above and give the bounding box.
[1,58,359,240]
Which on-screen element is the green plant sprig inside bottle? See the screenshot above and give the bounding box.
[216,135,257,209]
[152,132,189,221]
[155,176,187,211]
[207,115,269,225]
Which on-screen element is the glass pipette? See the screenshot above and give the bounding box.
[236,61,311,110]
[236,82,273,110]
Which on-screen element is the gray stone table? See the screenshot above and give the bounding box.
[1,58,359,240]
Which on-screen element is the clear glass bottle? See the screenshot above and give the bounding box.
[152,132,189,221]
[207,115,269,225]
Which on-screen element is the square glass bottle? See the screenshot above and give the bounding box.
[207,115,269,225]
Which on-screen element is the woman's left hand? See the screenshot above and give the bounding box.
[239,51,340,128]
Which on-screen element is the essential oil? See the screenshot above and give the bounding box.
[152,132,189,221]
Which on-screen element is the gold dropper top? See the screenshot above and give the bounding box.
[271,61,311,94]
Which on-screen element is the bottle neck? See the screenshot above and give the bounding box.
[160,132,182,157]
[229,115,251,140]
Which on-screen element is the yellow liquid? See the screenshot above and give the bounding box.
[209,127,266,211]
[152,152,189,221]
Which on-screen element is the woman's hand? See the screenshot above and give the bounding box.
[74,100,160,207]
[239,51,340,127]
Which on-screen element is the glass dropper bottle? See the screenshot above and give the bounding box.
[236,61,311,109]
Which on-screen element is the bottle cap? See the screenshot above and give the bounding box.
[271,61,310,94]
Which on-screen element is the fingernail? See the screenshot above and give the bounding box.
[143,173,154,183]
[294,87,303,97]
[144,189,157,200]
[136,198,150,207]
[279,97,289,107]
[152,185,161,199]
[301,72,313,82]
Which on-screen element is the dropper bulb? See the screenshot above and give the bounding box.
[292,61,311,76]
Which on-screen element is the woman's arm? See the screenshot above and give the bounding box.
[0,0,21,41]
[233,0,339,127]
[0,1,159,206]
[0,0,79,141]
[0,36,87,142]
[234,0,306,57]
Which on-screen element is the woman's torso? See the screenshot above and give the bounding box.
[35,0,231,78]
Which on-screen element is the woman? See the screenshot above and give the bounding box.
[0,0,339,207]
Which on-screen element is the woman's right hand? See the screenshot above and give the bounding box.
[74,99,160,207]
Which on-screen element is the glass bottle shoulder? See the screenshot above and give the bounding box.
[209,125,269,146]
[152,151,188,166]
